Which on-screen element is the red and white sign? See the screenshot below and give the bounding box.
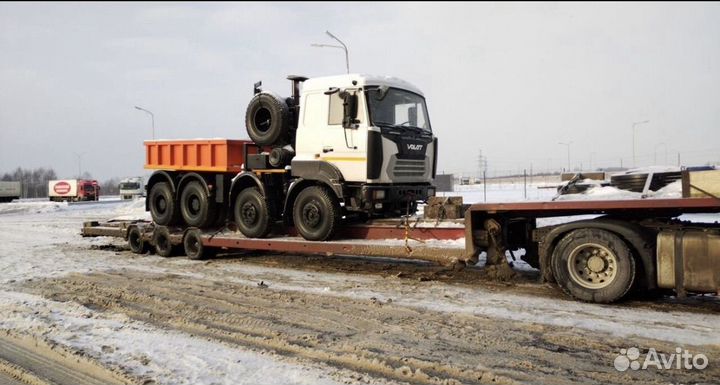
[48,180,78,197]
[53,181,72,195]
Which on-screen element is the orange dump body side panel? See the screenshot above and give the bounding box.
[144,139,256,173]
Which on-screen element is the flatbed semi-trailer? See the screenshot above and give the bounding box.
[83,195,720,303]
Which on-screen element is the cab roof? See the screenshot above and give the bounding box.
[301,74,424,96]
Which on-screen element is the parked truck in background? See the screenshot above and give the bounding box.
[49,179,100,202]
[145,74,437,241]
[119,177,145,200]
[0,181,21,202]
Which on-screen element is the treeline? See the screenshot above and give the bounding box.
[1,167,123,198]
[1,167,57,198]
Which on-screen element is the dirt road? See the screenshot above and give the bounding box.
[15,246,720,385]
[0,332,133,385]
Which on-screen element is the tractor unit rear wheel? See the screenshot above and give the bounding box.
[551,228,636,303]
[180,181,216,228]
[149,182,181,226]
[293,186,340,241]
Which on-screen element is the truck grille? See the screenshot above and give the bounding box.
[393,159,426,178]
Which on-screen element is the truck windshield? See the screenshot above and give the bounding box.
[120,183,141,190]
[366,87,431,133]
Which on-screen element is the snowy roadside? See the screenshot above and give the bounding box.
[0,200,352,385]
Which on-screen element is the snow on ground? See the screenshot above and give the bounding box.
[0,291,341,385]
[1,185,719,384]
[0,200,346,385]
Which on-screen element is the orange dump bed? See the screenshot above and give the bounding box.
[145,139,255,173]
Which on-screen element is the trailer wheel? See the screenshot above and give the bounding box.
[183,228,215,260]
[293,186,340,241]
[180,181,216,228]
[153,226,176,258]
[552,228,635,303]
[127,227,148,254]
[245,92,290,146]
[234,187,271,238]
[149,182,181,226]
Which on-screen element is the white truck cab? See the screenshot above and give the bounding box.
[119,177,145,200]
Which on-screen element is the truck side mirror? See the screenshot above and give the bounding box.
[342,92,359,129]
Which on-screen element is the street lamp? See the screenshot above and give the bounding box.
[632,120,649,167]
[134,106,155,139]
[311,30,350,74]
[558,141,572,172]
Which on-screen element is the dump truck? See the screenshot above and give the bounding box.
[82,74,720,304]
[0,181,21,202]
[49,179,100,202]
[144,74,437,241]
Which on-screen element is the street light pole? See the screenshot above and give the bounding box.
[632,120,649,167]
[134,106,155,139]
[558,142,572,172]
[311,30,350,74]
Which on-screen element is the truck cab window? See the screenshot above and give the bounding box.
[328,93,344,125]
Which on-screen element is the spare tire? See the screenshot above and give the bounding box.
[245,92,290,146]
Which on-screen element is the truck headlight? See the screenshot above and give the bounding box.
[372,189,386,200]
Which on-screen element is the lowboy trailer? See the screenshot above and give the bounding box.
[83,195,720,304]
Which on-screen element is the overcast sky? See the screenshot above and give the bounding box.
[1,2,719,180]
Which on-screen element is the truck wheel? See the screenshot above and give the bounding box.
[293,186,340,241]
[127,227,148,254]
[180,181,216,228]
[234,187,271,238]
[183,228,215,260]
[245,92,289,146]
[149,182,181,226]
[153,226,176,258]
[552,228,636,303]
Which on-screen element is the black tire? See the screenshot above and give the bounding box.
[552,228,636,303]
[180,181,216,228]
[183,228,215,260]
[610,174,649,192]
[153,226,176,258]
[245,92,290,146]
[269,147,293,168]
[127,226,148,254]
[293,186,340,241]
[149,182,181,226]
[234,187,271,238]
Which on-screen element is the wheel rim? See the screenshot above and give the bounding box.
[302,201,321,228]
[155,196,167,213]
[241,202,258,225]
[186,235,200,255]
[567,243,618,289]
[187,194,201,216]
[158,235,169,251]
[129,231,141,250]
[253,107,271,133]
